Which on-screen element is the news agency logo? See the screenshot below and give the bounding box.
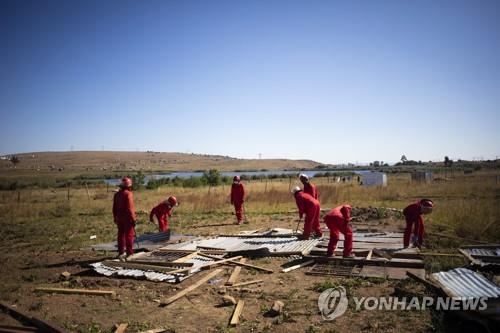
[317,287,349,320]
[318,286,489,321]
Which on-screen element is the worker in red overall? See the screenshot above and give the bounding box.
[324,205,354,257]
[230,176,245,224]
[292,186,322,239]
[149,196,178,232]
[403,199,434,248]
[299,174,318,200]
[112,177,137,261]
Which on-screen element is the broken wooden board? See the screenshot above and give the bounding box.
[229,279,263,288]
[229,300,245,326]
[160,269,223,306]
[198,253,274,273]
[281,259,315,273]
[114,323,128,333]
[226,258,247,286]
[200,256,243,270]
[304,255,424,268]
[34,287,116,297]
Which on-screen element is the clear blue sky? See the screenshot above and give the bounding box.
[1,0,499,164]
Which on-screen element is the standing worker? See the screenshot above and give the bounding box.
[292,186,322,239]
[230,176,246,224]
[112,177,138,261]
[324,205,354,257]
[299,174,318,200]
[403,199,434,248]
[149,196,178,233]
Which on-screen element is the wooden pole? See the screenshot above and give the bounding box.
[229,300,245,326]
[34,287,116,297]
[160,269,222,306]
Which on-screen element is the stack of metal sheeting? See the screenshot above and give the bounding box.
[431,268,500,298]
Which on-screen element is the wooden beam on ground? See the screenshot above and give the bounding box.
[136,329,168,333]
[406,271,441,290]
[0,301,68,333]
[198,253,274,273]
[428,232,490,245]
[0,325,38,333]
[226,258,246,286]
[304,256,424,268]
[126,260,193,268]
[200,256,243,271]
[228,279,264,288]
[365,250,373,260]
[102,261,190,275]
[457,249,481,265]
[160,269,223,306]
[172,251,198,263]
[155,249,198,253]
[229,300,245,327]
[114,324,128,333]
[419,252,464,258]
[34,287,116,297]
[372,249,392,260]
[281,260,315,273]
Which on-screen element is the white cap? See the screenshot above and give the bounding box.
[291,186,302,194]
[299,173,309,181]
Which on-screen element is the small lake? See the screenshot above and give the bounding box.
[104,169,342,186]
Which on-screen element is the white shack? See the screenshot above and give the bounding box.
[359,171,387,187]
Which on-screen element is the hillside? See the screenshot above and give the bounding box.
[0,151,324,177]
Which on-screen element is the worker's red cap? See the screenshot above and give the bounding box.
[121,177,132,187]
[420,199,433,208]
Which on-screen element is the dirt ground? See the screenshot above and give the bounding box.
[0,209,450,333]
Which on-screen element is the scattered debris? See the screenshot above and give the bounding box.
[226,258,246,286]
[160,269,223,306]
[281,259,315,273]
[229,279,263,288]
[60,271,71,281]
[114,323,128,333]
[267,300,284,317]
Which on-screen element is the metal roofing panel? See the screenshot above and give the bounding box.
[431,268,500,299]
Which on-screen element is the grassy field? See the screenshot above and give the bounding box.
[0,169,498,332]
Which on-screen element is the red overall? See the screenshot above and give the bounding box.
[324,205,353,257]
[150,202,172,232]
[303,182,318,200]
[295,191,322,238]
[112,188,137,255]
[403,201,425,247]
[231,183,245,222]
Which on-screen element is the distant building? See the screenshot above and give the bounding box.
[411,171,433,182]
[357,171,387,187]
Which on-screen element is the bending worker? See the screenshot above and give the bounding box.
[292,186,322,239]
[324,205,354,258]
[112,177,137,261]
[230,176,246,224]
[299,173,318,199]
[150,196,178,233]
[403,199,434,248]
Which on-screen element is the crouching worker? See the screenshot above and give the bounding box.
[150,196,179,233]
[403,199,434,248]
[324,205,354,258]
[292,186,322,239]
[112,177,138,261]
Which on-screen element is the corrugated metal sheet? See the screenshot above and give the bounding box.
[90,255,216,283]
[163,236,319,255]
[431,268,500,298]
[87,232,199,251]
[461,246,500,266]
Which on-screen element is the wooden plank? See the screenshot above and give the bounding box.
[406,271,441,290]
[114,323,128,333]
[34,287,116,297]
[229,300,245,326]
[365,250,373,260]
[200,256,243,270]
[160,269,223,306]
[460,244,500,249]
[281,259,315,273]
[458,249,480,265]
[136,329,168,333]
[126,260,193,267]
[198,253,274,273]
[0,301,68,333]
[226,258,246,286]
[102,261,190,275]
[428,232,490,244]
[155,249,198,253]
[172,251,198,263]
[229,279,264,288]
[0,325,38,333]
[304,256,424,268]
[372,249,392,260]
